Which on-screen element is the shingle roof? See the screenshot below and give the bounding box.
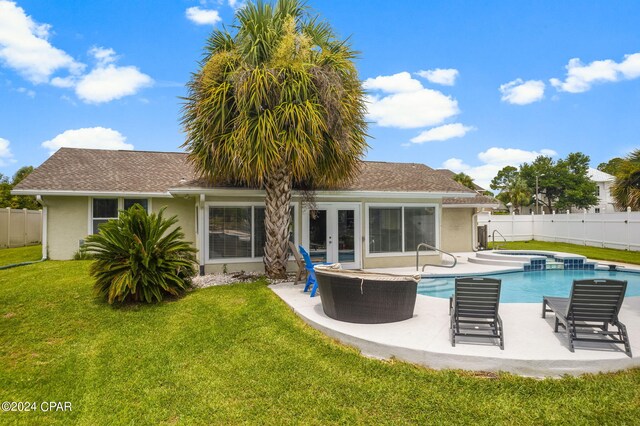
[435,169,500,206]
[442,195,500,206]
[14,148,197,193]
[14,148,476,195]
[435,169,485,191]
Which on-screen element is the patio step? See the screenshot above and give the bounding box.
[418,278,451,291]
[474,251,542,262]
[467,255,528,267]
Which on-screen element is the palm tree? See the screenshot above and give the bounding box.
[181,0,368,277]
[611,149,640,211]
[452,172,476,190]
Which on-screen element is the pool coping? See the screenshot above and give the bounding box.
[270,251,640,378]
[270,282,640,378]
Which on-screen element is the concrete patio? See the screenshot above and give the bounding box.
[270,256,640,378]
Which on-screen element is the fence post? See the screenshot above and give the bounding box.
[39,210,43,244]
[583,209,587,246]
[628,207,632,251]
[6,207,10,248]
[23,208,28,247]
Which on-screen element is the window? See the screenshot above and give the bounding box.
[596,186,600,196]
[209,207,252,259]
[368,208,402,253]
[595,208,601,213]
[404,207,436,251]
[124,198,149,211]
[90,197,151,234]
[208,205,296,260]
[92,198,118,234]
[368,205,437,254]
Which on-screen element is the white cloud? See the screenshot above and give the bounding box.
[363,72,423,93]
[442,158,469,171]
[499,79,545,105]
[88,46,116,66]
[442,147,558,189]
[41,127,133,155]
[0,3,151,103]
[550,52,640,93]
[75,63,153,104]
[0,137,15,166]
[416,68,459,86]
[618,53,640,79]
[365,72,460,129]
[410,123,474,143]
[366,90,459,129]
[228,0,246,9]
[16,87,35,97]
[0,0,84,83]
[186,6,222,25]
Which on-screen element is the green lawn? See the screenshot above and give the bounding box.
[0,245,42,267]
[1,261,639,425]
[488,240,640,265]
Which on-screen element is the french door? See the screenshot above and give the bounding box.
[302,203,361,269]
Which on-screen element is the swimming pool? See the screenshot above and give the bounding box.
[419,269,640,303]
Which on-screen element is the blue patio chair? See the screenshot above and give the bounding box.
[298,245,330,297]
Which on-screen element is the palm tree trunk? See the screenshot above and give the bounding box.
[264,163,292,278]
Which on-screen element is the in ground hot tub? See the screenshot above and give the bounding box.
[314,264,420,324]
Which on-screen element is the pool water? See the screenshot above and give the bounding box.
[419,269,640,303]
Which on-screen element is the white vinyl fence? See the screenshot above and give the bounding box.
[0,208,43,249]
[478,209,640,251]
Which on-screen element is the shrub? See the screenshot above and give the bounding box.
[73,246,93,260]
[84,206,197,304]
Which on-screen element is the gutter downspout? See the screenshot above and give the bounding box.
[199,193,206,276]
[37,195,48,261]
[0,195,47,270]
[471,210,480,252]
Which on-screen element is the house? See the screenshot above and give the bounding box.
[13,148,494,274]
[587,168,616,213]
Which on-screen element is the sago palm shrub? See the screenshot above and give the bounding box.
[84,205,197,304]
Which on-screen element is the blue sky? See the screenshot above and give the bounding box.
[1,0,639,188]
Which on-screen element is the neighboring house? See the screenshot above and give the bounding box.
[587,168,615,213]
[14,148,489,273]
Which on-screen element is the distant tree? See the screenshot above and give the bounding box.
[452,172,476,190]
[12,166,33,185]
[0,166,39,209]
[490,166,530,210]
[520,153,597,212]
[509,177,532,212]
[554,152,598,211]
[490,165,519,193]
[611,149,640,211]
[0,174,11,208]
[597,157,624,176]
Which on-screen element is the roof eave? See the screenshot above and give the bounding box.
[168,187,477,199]
[11,189,174,198]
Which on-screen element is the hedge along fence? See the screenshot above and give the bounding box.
[0,208,42,249]
[478,208,640,252]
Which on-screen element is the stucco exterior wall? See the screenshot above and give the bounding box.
[44,196,89,260]
[43,195,198,260]
[42,193,474,268]
[441,208,473,252]
[152,197,196,245]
